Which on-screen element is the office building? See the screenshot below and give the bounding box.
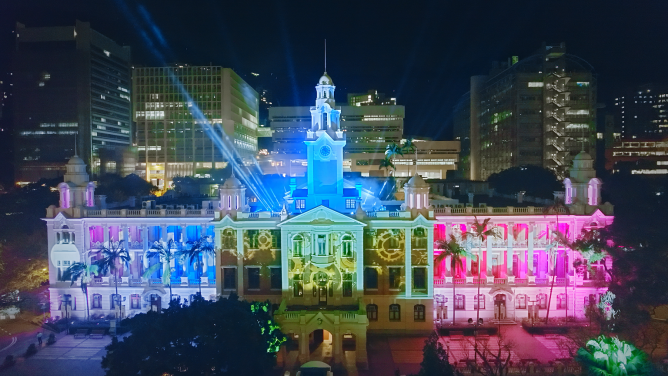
[605,138,668,175]
[347,90,396,106]
[614,84,668,140]
[13,21,132,183]
[454,43,597,180]
[132,66,259,188]
[47,72,612,371]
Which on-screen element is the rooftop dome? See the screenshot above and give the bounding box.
[67,155,86,166]
[221,174,243,189]
[573,151,593,161]
[405,174,429,188]
[318,72,333,85]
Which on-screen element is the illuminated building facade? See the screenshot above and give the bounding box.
[45,72,612,369]
[13,21,133,183]
[454,42,597,180]
[614,83,668,140]
[347,90,397,106]
[133,65,259,188]
[605,138,668,175]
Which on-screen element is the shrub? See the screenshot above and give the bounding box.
[46,333,56,345]
[26,343,37,356]
[2,355,15,368]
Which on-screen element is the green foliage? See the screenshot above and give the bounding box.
[416,331,456,376]
[62,261,99,320]
[101,295,286,376]
[576,335,650,376]
[95,173,157,202]
[143,239,180,297]
[488,165,562,199]
[179,236,215,295]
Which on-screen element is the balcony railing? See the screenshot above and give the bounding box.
[80,208,215,218]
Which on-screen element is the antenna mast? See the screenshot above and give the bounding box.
[324,39,327,72]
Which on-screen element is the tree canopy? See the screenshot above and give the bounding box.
[487,165,562,199]
[101,295,285,376]
[96,173,158,202]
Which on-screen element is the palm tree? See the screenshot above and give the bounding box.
[378,158,396,173]
[434,235,473,326]
[143,239,180,300]
[466,217,497,328]
[62,261,99,321]
[401,138,417,176]
[180,236,215,296]
[95,240,131,320]
[543,198,570,324]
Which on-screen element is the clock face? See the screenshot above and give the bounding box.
[319,145,332,158]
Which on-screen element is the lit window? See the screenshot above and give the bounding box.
[367,304,378,321]
[414,304,425,322]
[527,82,544,87]
[389,304,401,321]
[296,200,305,209]
[346,199,357,209]
[364,267,378,289]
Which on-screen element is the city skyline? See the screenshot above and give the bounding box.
[1,0,668,140]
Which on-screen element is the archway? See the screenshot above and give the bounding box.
[309,329,333,362]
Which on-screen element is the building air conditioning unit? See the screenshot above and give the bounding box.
[142,200,156,209]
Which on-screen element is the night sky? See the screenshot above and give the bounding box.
[1,0,667,139]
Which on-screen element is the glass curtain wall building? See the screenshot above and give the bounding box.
[133,66,259,188]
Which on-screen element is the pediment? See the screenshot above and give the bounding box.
[278,205,366,227]
[53,212,70,228]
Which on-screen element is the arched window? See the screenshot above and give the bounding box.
[110,294,121,309]
[557,294,567,309]
[414,304,425,322]
[292,235,304,257]
[537,293,548,309]
[455,294,465,310]
[92,294,102,309]
[366,304,378,321]
[364,267,378,290]
[474,294,485,310]
[341,235,353,258]
[389,304,401,321]
[130,294,140,309]
[516,294,527,309]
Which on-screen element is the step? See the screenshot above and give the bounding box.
[490,320,517,325]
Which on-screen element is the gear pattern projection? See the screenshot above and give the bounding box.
[366,229,405,262]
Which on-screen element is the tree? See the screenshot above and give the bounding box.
[468,332,516,376]
[62,262,99,320]
[180,236,215,296]
[415,331,457,376]
[435,235,473,326]
[465,218,496,331]
[402,138,417,177]
[576,335,651,376]
[101,295,286,376]
[542,198,570,324]
[143,239,180,299]
[94,240,130,320]
[488,165,561,199]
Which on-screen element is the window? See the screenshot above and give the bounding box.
[364,267,378,289]
[414,304,426,321]
[516,294,527,309]
[292,235,304,257]
[389,267,402,289]
[296,200,305,209]
[270,268,282,290]
[111,294,121,309]
[92,294,102,309]
[248,268,260,290]
[317,235,327,256]
[346,199,356,209]
[223,268,236,289]
[474,294,485,310]
[341,235,353,258]
[389,304,401,321]
[367,304,378,321]
[293,274,303,297]
[537,293,547,309]
[585,294,596,307]
[221,229,235,249]
[343,273,353,297]
[557,294,567,309]
[270,230,280,248]
[455,294,465,310]
[413,227,427,248]
[247,230,259,249]
[413,267,426,290]
[130,294,140,309]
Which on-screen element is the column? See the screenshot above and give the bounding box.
[181,224,188,244]
[507,222,514,282]
[122,225,130,277]
[103,224,109,245]
[486,229,493,283]
[83,222,91,263]
[236,229,244,298]
[427,224,434,297]
[528,222,535,284]
[333,329,343,365]
[356,330,369,370]
[355,229,364,296]
[281,230,289,297]
[298,330,309,364]
[405,228,412,298]
[161,224,167,242]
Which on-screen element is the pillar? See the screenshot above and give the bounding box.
[356,229,364,296]
[507,222,514,279]
[298,330,309,364]
[103,224,109,245]
[161,224,167,242]
[181,224,188,244]
[122,224,130,277]
[236,229,244,298]
[355,330,369,369]
[486,229,493,280]
[528,223,535,283]
[405,229,412,298]
[281,231,289,296]
[428,224,434,297]
[333,329,343,365]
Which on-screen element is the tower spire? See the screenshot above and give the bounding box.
[324,39,327,72]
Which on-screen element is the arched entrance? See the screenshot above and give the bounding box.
[309,329,333,362]
[494,295,506,320]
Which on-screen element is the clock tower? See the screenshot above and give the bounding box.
[305,72,345,198]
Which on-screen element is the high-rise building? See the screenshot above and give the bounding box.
[613,84,668,140]
[132,66,259,188]
[347,90,396,106]
[454,43,597,180]
[13,21,132,183]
